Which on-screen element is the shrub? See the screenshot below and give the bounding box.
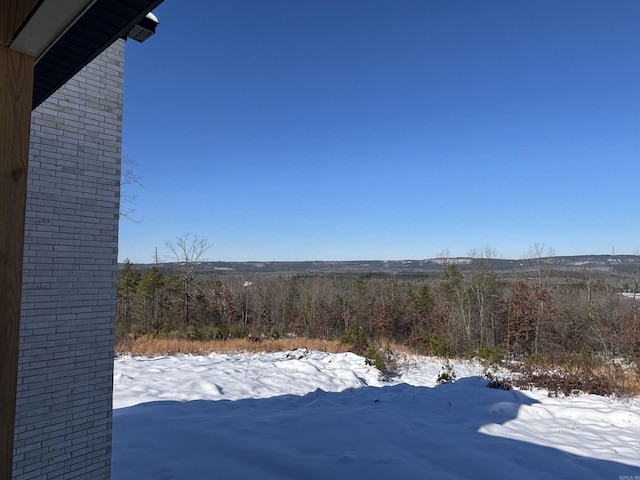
[429,334,456,358]
[340,326,369,356]
[185,325,198,340]
[484,370,513,390]
[214,324,231,340]
[436,359,457,384]
[364,343,397,377]
[477,345,507,368]
[267,326,281,340]
[365,345,386,371]
[508,355,640,397]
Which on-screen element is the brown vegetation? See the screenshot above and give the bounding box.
[509,357,640,398]
[115,335,351,356]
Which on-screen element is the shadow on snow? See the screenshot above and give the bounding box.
[112,377,640,480]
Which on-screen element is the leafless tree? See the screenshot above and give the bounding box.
[120,156,143,222]
[524,243,555,355]
[468,246,499,347]
[165,234,211,326]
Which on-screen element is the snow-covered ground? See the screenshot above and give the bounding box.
[112,350,640,479]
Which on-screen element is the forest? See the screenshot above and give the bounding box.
[116,254,640,367]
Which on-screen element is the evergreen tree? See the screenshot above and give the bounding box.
[116,259,141,325]
[136,266,164,333]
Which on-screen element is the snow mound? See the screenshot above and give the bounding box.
[112,350,640,479]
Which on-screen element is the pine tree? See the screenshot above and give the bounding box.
[116,260,141,325]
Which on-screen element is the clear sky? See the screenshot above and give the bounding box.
[119,0,640,263]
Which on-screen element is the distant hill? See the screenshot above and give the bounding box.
[125,254,640,276]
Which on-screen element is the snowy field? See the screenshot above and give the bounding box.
[112,350,640,480]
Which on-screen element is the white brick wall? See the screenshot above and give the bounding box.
[13,39,125,480]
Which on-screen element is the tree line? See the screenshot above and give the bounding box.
[116,255,640,361]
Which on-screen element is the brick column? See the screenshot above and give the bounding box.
[13,40,124,480]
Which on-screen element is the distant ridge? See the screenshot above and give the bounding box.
[122,254,640,276]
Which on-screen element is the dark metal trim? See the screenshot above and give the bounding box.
[32,0,164,109]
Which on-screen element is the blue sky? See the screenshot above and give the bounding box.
[119,0,640,263]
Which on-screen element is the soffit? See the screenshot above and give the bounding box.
[32,0,164,109]
[5,0,163,109]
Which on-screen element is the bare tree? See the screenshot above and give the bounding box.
[524,243,555,356]
[120,156,143,222]
[165,234,211,326]
[525,242,555,286]
[468,246,499,347]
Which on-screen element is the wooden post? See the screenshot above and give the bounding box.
[0,44,34,480]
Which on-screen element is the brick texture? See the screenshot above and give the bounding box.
[13,39,125,480]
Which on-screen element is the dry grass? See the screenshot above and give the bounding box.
[510,358,640,398]
[627,369,640,395]
[115,335,352,357]
[596,363,640,397]
[115,335,640,397]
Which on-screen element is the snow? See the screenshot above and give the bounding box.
[621,292,640,300]
[112,350,640,479]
